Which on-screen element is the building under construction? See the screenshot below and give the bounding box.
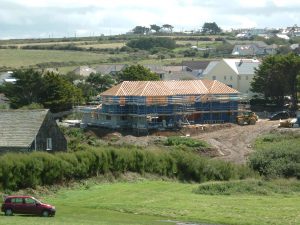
[82,80,244,132]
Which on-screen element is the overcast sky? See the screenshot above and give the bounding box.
[0,0,299,39]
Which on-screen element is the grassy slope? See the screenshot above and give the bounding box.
[1,180,299,225]
[0,49,109,68]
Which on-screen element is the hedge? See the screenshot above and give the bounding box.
[0,147,254,190]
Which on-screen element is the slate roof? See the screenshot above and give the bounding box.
[95,64,126,74]
[223,59,260,74]
[100,80,238,97]
[73,66,96,77]
[162,71,196,81]
[202,61,219,75]
[182,61,211,70]
[0,109,49,148]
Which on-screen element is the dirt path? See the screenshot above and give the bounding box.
[194,120,279,164]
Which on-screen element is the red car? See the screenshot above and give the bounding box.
[1,196,55,217]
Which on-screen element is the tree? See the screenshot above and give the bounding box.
[132,26,149,35]
[251,53,300,110]
[126,37,176,50]
[117,65,159,82]
[150,24,161,33]
[0,69,43,108]
[86,73,115,93]
[0,69,83,112]
[40,72,83,112]
[162,24,174,33]
[202,22,221,34]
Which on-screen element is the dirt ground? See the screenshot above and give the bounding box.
[93,119,299,164]
[194,119,280,164]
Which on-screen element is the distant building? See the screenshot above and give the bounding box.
[0,109,67,152]
[0,71,15,85]
[144,64,199,80]
[73,66,96,77]
[203,58,261,97]
[95,64,127,75]
[181,61,211,77]
[232,43,277,56]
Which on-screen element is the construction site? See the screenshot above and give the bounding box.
[81,80,248,134]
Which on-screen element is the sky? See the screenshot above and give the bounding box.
[0,0,299,39]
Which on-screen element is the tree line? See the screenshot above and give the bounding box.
[0,65,159,112]
[131,22,222,35]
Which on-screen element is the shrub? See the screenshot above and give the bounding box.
[164,136,210,148]
[194,179,300,195]
[0,146,255,191]
[249,133,300,179]
[126,37,176,50]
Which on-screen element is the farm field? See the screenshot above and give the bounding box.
[78,42,126,49]
[0,49,121,68]
[1,180,299,225]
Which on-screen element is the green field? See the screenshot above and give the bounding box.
[78,42,126,49]
[1,180,299,225]
[0,49,112,68]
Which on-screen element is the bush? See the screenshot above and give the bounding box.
[249,133,300,179]
[164,136,210,148]
[194,179,300,195]
[0,146,255,191]
[126,37,176,50]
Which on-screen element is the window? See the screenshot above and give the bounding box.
[246,76,249,80]
[238,75,241,80]
[224,76,226,80]
[24,198,36,204]
[12,198,23,204]
[230,76,233,80]
[212,76,216,80]
[46,138,52,150]
[106,115,111,120]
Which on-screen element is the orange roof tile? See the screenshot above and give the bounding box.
[100,80,238,96]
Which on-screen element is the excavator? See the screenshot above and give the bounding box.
[236,111,258,125]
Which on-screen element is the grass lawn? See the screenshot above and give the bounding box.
[0,49,110,68]
[1,180,299,225]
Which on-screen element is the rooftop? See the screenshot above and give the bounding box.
[100,80,239,97]
[0,109,49,148]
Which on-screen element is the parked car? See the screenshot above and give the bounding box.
[269,111,290,120]
[1,196,55,217]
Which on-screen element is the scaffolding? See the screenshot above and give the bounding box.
[81,93,247,133]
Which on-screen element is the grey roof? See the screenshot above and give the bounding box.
[182,61,211,70]
[235,61,260,74]
[0,109,49,148]
[143,65,165,73]
[202,61,220,75]
[162,71,196,81]
[95,64,126,74]
[73,66,96,77]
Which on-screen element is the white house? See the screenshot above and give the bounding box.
[202,58,261,98]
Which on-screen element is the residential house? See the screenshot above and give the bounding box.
[95,64,127,75]
[232,43,277,56]
[161,71,196,81]
[145,65,197,80]
[82,80,242,132]
[73,66,96,77]
[182,61,211,77]
[202,58,261,97]
[0,109,67,152]
[281,25,300,37]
